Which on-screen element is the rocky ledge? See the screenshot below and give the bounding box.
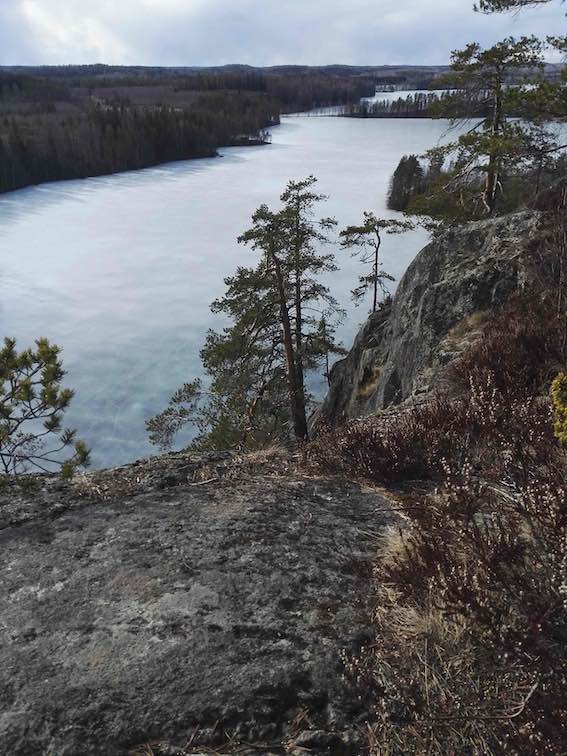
[0,451,395,755]
[314,210,550,427]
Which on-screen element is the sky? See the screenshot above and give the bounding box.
[0,0,564,67]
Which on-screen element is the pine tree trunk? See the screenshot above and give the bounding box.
[271,250,309,441]
[483,86,503,215]
[484,156,499,215]
[372,235,382,313]
[293,199,307,420]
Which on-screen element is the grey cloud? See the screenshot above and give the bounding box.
[0,1,38,64]
[0,0,564,66]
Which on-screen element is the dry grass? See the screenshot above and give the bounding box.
[371,525,409,571]
[129,738,286,756]
[356,366,383,399]
[128,708,325,756]
[356,504,567,754]
[441,310,488,355]
[44,444,299,505]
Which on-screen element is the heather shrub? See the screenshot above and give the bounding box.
[309,381,559,486]
[307,396,464,484]
[363,453,567,754]
[448,296,565,399]
[307,297,564,485]
[307,297,567,752]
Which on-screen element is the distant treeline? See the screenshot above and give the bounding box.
[66,71,375,113]
[342,84,561,119]
[344,92,446,118]
[0,72,71,103]
[343,91,490,119]
[0,92,278,194]
[174,72,375,113]
[1,62,448,85]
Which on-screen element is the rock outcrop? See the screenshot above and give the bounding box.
[0,451,396,755]
[314,210,549,427]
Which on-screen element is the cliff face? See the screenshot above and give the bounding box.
[314,210,548,427]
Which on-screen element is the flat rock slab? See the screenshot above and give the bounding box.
[0,454,394,755]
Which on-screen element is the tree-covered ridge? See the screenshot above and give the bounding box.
[0,86,281,194]
[1,55,563,195]
[160,71,375,113]
[0,63,450,88]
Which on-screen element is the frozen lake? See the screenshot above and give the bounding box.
[0,115,457,467]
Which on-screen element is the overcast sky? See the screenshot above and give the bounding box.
[0,0,564,67]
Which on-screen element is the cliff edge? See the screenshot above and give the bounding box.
[314,210,550,427]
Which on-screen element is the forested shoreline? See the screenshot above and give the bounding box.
[0,67,378,194]
[0,91,280,193]
[344,91,459,118]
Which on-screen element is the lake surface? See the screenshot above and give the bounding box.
[0,116,459,467]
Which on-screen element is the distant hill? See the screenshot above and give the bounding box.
[0,63,451,89]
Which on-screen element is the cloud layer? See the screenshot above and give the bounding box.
[0,0,564,66]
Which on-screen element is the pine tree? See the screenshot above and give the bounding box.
[340,213,412,312]
[406,36,565,225]
[147,177,344,451]
[278,176,338,435]
[475,0,556,11]
[238,183,341,441]
[387,155,425,211]
[0,338,90,476]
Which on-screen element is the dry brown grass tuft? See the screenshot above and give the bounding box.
[441,310,488,355]
[356,365,383,399]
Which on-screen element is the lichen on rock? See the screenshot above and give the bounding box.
[0,450,395,755]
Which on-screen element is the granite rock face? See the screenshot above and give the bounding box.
[0,452,395,755]
[314,211,548,427]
